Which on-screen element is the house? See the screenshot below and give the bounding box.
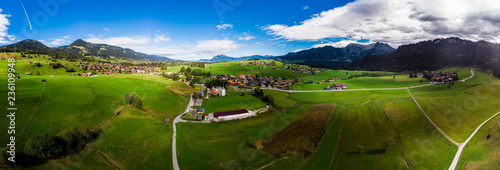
[332,84,348,90]
[214,109,250,120]
[25,72,30,75]
[220,88,227,97]
[197,108,205,114]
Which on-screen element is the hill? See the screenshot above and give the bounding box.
[351,37,500,77]
[0,39,174,61]
[0,39,79,59]
[275,42,395,66]
[199,54,274,62]
[64,39,174,61]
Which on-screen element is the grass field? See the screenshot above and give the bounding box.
[410,73,500,142]
[457,114,500,169]
[0,70,193,168]
[191,91,267,113]
[262,90,296,108]
[262,104,334,157]
[176,105,312,169]
[1,54,499,169]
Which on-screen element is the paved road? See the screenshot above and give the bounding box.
[172,94,212,170]
[265,84,433,93]
[448,110,500,170]
[172,94,194,170]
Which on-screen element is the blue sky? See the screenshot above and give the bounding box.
[1,0,500,60]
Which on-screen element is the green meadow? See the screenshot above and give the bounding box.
[0,54,498,169]
[191,91,267,113]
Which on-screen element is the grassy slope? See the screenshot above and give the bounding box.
[176,105,312,170]
[89,107,174,169]
[0,70,192,168]
[410,72,500,142]
[457,115,500,169]
[191,91,267,113]
[262,90,296,108]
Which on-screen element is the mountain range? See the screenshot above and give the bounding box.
[274,42,395,66]
[350,37,500,73]
[0,39,174,61]
[1,37,499,77]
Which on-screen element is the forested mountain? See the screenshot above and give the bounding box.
[200,54,274,62]
[0,39,173,61]
[0,39,79,59]
[275,42,395,66]
[64,39,173,61]
[350,37,500,78]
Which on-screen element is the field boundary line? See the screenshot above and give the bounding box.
[16,81,47,143]
[377,100,410,170]
[448,110,500,170]
[407,88,460,146]
[86,145,121,169]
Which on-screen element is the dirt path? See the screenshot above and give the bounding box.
[407,88,460,146]
[448,110,500,170]
[16,81,47,143]
[461,69,476,81]
[86,145,121,169]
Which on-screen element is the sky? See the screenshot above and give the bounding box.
[1,0,500,60]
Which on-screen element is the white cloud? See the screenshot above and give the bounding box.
[98,38,240,60]
[238,32,255,41]
[312,40,371,48]
[0,9,14,44]
[216,23,233,30]
[45,35,71,46]
[265,0,500,47]
[153,34,171,43]
[303,6,309,10]
[103,28,110,32]
[85,35,155,46]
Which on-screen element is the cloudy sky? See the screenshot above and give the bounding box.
[1,0,500,60]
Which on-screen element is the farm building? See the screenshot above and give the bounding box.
[214,109,250,120]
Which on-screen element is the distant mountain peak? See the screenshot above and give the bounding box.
[70,39,88,46]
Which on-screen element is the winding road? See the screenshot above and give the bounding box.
[171,69,496,170]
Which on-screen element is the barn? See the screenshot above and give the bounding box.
[214,109,250,120]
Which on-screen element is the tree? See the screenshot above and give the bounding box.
[255,139,263,150]
[193,92,199,98]
[36,62,42,67]
[186,75,193,81]
[189,81,195,88]
[180,67,186,73]
[0,147,15,167]
[186,66,192,73]
[241,92,246,96]
[172,74,180,81]
[35,70,40,76]
[24,134,64,158]
[192,76,201,84]
[131,95,143,109]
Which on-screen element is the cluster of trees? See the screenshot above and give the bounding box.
[205,79,228,88]
[348,72,394,79]
[49,62,64,69]
[255,89,275,106]
[124,93,143,109]
[0,127,99,167]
